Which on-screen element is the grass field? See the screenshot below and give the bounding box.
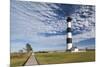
[10,51,95,66]
[35,51,95,65]
[10,53,30,67]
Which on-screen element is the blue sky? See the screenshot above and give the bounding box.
[11,0,95,52]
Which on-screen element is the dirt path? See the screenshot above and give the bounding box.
[25,53,38,66]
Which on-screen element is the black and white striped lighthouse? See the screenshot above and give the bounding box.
[66,17,72,50]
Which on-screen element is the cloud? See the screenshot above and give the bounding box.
[73,28,95,43]
[71,5,95,34]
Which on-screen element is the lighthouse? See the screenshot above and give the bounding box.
[66,17,73,51]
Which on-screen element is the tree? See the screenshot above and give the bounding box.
[26,43,33,53]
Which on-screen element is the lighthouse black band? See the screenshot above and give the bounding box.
[67,28,72,32]
[67,38,72,43]
[67,17,72,22]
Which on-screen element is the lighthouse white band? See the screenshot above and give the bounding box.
[67,22,71,27]
[67,32,72,38]
[67,43,72,49]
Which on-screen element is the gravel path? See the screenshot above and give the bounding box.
[25,53,38,66]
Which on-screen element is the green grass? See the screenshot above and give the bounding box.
[10,53,30,67]
[35,51,95,65]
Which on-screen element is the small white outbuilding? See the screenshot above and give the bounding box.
[71,48,79,52]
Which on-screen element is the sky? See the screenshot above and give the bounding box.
[10,0,95,52]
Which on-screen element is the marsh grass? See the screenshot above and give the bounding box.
[35,51,95,64]
[10,53,30,67]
